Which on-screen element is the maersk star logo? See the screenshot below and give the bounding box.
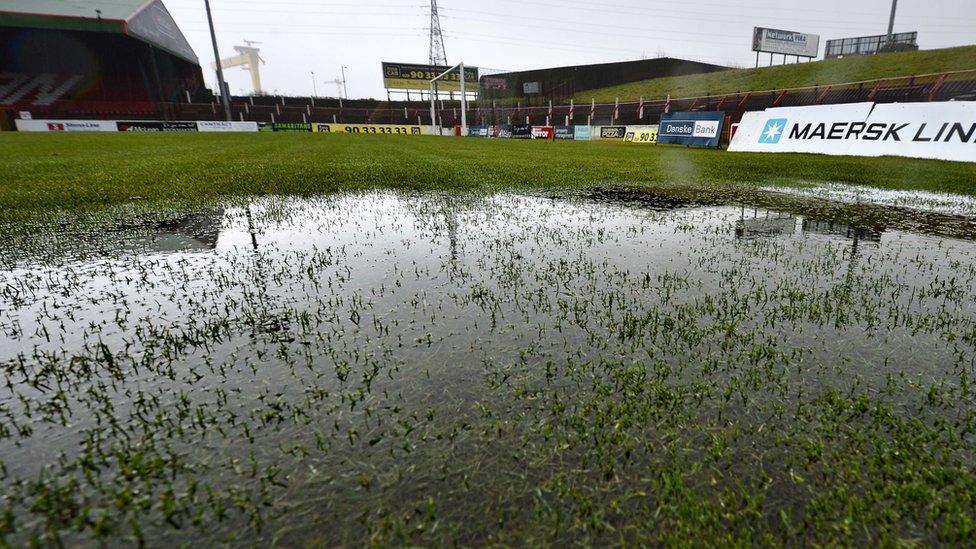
[759,118,788,144]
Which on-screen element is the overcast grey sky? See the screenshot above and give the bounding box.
[164,0,976,98]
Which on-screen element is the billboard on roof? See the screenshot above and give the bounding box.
[382,62,479,92]
[752,27,820,58]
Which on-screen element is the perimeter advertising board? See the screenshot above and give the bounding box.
[753,27,820,58]
[16,120,257,132]
[596,126,627,140]
[657,112,725,147]
[531,126,554,139]
[574,125,593,141]
[16,119,117,132]
[468,125,489,137]
[729,101,976,163]
[511,124,532,139]
[14,120,258,132]
[625,125,659,144]
[197,121,259,132]
[554,126,575,140]
[117,121,197,132]
[382,62,479,92]
[273,123,311,132]
[313,124,423,135]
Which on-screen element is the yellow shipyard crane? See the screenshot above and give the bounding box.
[213,40,265,95]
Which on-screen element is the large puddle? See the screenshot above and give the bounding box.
[2,190,975,545]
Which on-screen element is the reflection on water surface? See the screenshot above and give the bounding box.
[1,189,975,545]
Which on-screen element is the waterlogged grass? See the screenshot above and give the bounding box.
[2,133,976,212]
[1,189,976,545]
[578,45,976,103]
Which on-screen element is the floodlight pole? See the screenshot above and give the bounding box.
[204,0,232,121]
[886,0,898,45]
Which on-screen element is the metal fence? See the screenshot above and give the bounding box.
[825,32,918,59]
[7,69,976,128]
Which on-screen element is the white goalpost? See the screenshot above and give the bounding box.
[429,62,468,135]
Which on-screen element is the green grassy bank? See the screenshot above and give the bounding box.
[578,45,976,103]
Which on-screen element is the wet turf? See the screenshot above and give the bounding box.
[2,187,976,545]
[2,133,976,213]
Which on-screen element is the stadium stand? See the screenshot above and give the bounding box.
[479,58,730,103]
[1,1,973,132]
[475,69,976,127]
[0,0,209,119]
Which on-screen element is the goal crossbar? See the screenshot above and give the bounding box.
[429,62,467,133]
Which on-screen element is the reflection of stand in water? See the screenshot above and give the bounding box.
[801,219,883,243]
[735,207,885,245]
[736,207,885,283]
[735,207,799,239]
[802,218,883,280]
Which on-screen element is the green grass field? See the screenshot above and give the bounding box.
[2,133,975,212]
[576,45,976,103]
[4,132,976,546]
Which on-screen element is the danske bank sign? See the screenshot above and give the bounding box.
[661,120,720,138]
[730,102,976,163]
[657,112,725,147]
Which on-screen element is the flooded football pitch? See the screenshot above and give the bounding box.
[2,188,976,545]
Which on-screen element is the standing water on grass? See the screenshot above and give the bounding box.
[1,190,976,545]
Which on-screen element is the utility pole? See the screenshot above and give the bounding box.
[204,0,232,121]
[428,0,448,66]
[429,0,447,103]
[341,66,348,99]
[886,0,898,46]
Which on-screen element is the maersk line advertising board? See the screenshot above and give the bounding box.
[657,112,725,147]
[729,102,976,163]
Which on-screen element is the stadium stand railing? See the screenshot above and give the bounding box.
[4,69,975,128]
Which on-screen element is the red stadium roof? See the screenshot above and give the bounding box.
[0,0,198,65]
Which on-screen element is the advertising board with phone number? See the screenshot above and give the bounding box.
[313,124,422,135]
